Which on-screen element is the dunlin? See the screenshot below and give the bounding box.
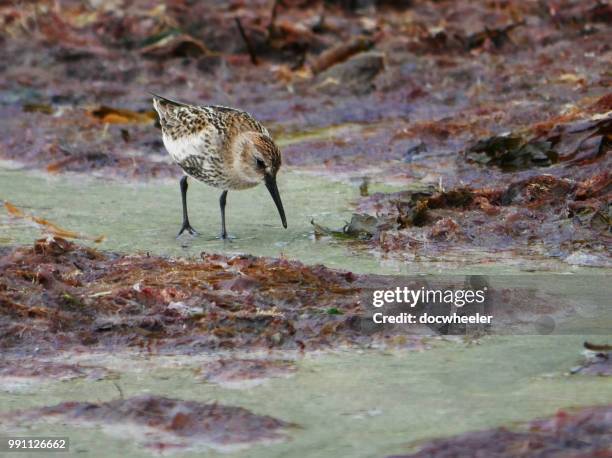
[152,94,287,239]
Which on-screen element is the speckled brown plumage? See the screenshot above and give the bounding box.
[151,93,287,238]
[155,98,269,141]
[152,94,278,189]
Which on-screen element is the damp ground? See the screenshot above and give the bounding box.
[2,337,612,458]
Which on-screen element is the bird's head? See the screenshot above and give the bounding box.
[234,132,287,229]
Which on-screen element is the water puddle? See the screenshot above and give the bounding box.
[0,165,361,267]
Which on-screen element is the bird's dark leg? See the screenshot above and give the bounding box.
[219,190,228,239]
[177,176,198,237]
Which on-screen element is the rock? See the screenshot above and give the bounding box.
[344,213,378,238]
[465,134,557,171]
[316,51,385,94]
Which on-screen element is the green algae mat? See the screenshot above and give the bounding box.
[1,338,611,458]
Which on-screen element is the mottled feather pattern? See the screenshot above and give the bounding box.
[152,95,275,189]
[153,98,269,141]
[152,94,287,235]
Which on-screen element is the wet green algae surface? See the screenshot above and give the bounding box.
[0,165,379,272]
[1,338,611,458]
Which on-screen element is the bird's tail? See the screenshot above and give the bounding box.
[150,92,188,107]
[150,92,190,121]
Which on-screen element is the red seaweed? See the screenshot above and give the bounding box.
[389,405,612,458]
[6,395,293,450]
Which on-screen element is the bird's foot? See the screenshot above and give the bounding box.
[218,231,236,241]
[176,223,199,238]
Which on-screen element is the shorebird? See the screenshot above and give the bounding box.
[152,94,287,239]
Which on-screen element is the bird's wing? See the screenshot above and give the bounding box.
[151,95,272,166]
[208,105,271,137]
[152,95,214,141]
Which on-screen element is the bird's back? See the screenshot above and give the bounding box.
[153,95,269,142]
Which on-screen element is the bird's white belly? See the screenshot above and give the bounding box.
[162,127,222,164]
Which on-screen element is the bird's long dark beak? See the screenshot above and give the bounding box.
[264,173,287,229]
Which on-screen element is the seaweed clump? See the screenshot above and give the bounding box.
[389,405,612,458]
[7,395,293,451]
[0,237,367,353]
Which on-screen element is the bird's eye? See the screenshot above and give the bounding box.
[256,159,266,170]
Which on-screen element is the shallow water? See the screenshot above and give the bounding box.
[1,337,611,458]
[0,165,606,275]
[0,164,377,270]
